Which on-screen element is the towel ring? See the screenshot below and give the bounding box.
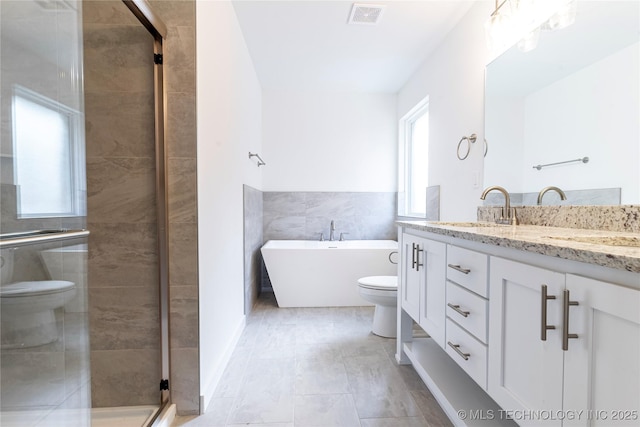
[484,138,488,158]
[457,133,477,160]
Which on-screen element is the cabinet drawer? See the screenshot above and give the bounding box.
[446,281,488,343]
[446,245,488,297]
[445,318,487,389]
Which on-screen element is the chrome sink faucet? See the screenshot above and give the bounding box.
[329,220,336,241]
[480,185,516,225]
[537,186,567,205]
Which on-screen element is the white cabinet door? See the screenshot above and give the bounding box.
[563,275,640,427]
[401,233,422,322]
[488,257,565,426]
[418,239,446,348]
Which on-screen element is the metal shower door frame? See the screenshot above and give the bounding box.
[122,0,171,409]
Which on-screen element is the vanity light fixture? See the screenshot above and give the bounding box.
[484,0,577,54]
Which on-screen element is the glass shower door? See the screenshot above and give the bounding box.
[0,0,91,426]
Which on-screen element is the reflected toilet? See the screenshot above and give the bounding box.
[0,248,76,349]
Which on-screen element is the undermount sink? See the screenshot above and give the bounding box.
[428,221,511,228]
[546,235,640,248]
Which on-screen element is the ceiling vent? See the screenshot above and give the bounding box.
[348,3,386,25]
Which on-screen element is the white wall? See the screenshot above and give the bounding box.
[397,2,493,221]
[262,89,397,192]
[484,96,525,190]
[196,0,262,411]
[521,42,639,203]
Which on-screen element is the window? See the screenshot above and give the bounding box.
[399,97,429,217]
[12,86,84,218]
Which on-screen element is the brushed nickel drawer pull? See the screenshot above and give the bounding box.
[411,243,417,270]
[562,289,579,351]
[415,245,424,272]
[448,264,471,274]
[447,303,470,318]
[540,284,557,341]
[447,341,470,360]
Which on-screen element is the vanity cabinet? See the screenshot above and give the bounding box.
[445,245,490,389]
[562,274,640,426]
[400,232,446,348]
[400,233,422,322]
[397,223,639,427]
[488,257,565,425]
[489,258,640,426]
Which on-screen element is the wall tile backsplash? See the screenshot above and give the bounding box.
[243,185,264,314]
[482,187,621,207]
[263,191,397,241]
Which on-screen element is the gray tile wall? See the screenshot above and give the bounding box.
[263,192,398,242]
[482,187,621,206]
[150,0,200,414]
[426,185,441,221]
[243,185,264,315]
[83,0,161,409]
[83,0,200,415]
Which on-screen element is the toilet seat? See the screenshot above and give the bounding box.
[357,276,397,291]
[0,280,75,297]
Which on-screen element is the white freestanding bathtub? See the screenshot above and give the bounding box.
[261,240,398,307]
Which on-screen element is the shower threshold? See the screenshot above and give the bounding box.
[0,405,160,427]
[92,405,160,427]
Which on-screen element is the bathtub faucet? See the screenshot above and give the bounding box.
[329,220,336,241]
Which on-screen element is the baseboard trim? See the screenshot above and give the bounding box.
[199,315,246,414]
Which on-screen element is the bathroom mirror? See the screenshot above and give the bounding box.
[484,1,639,205]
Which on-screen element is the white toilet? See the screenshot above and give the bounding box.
[357,275,398,338]
[0,248,76,349]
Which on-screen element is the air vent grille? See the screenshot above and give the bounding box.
[348,3,386,25]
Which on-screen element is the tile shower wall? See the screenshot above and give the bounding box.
[243,185,264,315]
[149,0,200,415]
[83,0,200,415]
[83,0,160,408]
[263,192,398,242]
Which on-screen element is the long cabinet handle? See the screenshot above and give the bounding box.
[447,264,471,274]
[447,341,470,361]
[447,303,470,318]
[411,243,416,270]
[540,284,557,341]
[415,245,424,272]
[562,289,579,351]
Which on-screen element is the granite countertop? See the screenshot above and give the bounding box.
[397,221,640,273]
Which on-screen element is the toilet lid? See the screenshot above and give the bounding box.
[0,280,76,297]
[358,276,397,291]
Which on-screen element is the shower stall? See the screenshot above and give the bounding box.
[0,0,170,425]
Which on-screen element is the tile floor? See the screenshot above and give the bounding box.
[172,293,451,427]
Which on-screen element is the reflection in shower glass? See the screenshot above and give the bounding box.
[13,86,83,218]
[1,0,90,425]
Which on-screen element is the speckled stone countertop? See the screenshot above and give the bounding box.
[397,221,640,273]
